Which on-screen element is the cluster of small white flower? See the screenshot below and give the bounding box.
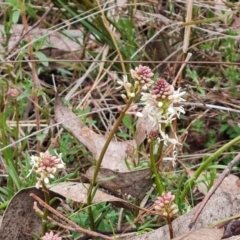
[141,82,185,143]
[141,77,185,163]
[29,151,65,188]
[42,231,62,240]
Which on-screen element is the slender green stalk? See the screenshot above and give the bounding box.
[180,135,240,203]
[42,182,50,235]
[87,98,134,230]
[14,100,19,172]
[150,140,164,195]
[156,123,165,168]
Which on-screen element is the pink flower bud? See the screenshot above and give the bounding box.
[7,89,20,98]
[151,78,174,100]
[131,65,154,86]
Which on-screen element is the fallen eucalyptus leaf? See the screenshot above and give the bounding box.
[50,182,138,210]
[0,24,83,52]
[85,167,152,201]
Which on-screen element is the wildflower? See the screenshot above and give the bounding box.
[130,65,154,89]
[42,231,62,240]
[29,151,65,188]
[140,78,185,141]
[7,89,20,98]
[158,130,180,146]
[154,192,178,218]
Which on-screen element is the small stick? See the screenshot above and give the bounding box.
[33,202,103,235]
[188,152,240,229]
[30,193,114,240]
[172,52,192,87]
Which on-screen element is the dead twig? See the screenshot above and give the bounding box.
[30,193,114,240]
[189,152,240,229]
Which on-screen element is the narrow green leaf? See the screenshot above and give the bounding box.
[34,51,49,67]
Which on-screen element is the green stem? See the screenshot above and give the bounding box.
[156,124,165,168]
[42,182,50,235]
[87,97,134,230]
[166,217,174,239]
[180,135,240,203]
[150,140,164,195]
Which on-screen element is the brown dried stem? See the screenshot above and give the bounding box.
[19,0,47,152]
[30,193,114,240]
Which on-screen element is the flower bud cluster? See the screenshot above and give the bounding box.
[117,65,154,99]
[148,130,159,140]
[42,231,62,240]
[154,192,178,218]
[7,89,20,98]
[29,151,65,189]
[130,65,154,89]
[150,78,174,100]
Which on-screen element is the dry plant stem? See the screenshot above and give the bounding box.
[183,0,192,54]
[41,182,50,235]
[5,3,53,57]
[181,14,231,27]
[150,140,164,195]
[34,203,108,238]
[30,193,113,240]
[20,0,41,152]
[172,52,192,87]
[87,98,134,230]
[180,135,240,206]
[96,0,126,75]
[189,152,240,229]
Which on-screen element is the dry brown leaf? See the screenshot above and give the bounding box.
[173,228,224,240]
[0,24,85,52]
[0,187,62,240]
[50,182,138,210]
[124,188,240,240]
[85,167,152,201]
[54,97,136,172]
[217,174,240,195]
